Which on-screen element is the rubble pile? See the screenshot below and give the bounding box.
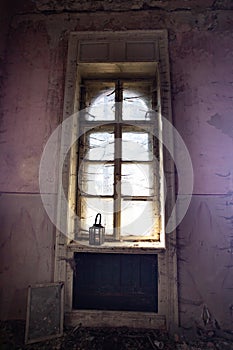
[0,321,233,350]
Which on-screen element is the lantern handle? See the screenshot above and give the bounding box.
[95,213,102,226]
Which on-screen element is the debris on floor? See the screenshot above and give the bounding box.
[0,320,233,350]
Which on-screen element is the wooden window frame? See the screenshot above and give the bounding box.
[54,30,178,332]
[76,79,161,242]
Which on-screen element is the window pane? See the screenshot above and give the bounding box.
[122,82,153,121]
[121,200,158,237]
[80,198,113,235]
[85,83,115,121]
[87,132,114,161]
[79,162,114,196]
[122,132,153,161]
[122,164,154,196]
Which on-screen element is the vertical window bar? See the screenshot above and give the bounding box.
[76,83,86,237]
[114,80,123,239]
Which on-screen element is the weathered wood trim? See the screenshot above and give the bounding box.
[54,30,178,332]
[65,250,74,312]
[54,34,79,283]
[65,310,166,329]
[158,30,179,331]
[68,243,165,253]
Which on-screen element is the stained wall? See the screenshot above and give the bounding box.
[0,0,233,329]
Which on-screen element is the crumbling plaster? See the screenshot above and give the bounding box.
[0,0,233,331]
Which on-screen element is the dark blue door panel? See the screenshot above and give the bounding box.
[73,253,158,312]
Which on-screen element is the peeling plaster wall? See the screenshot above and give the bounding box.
[0,0,233,329]
[0,4,66,320]
[170,30,233,329]
[0,194,55,319]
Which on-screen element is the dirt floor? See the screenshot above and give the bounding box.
[0,321,233,350]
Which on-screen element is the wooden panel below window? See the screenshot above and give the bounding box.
[73,253,158,312]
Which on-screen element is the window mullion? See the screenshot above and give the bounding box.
[113,80,123,240]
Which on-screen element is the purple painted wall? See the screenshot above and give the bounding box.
[170,30,233,329]
[0,0,233,330]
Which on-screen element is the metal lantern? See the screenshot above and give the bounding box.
[89,213,105,246]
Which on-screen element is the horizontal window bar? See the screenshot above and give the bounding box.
[79,194,156,200]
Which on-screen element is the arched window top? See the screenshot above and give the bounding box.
[84,81,154,121]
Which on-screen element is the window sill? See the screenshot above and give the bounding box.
[68,239,165,254]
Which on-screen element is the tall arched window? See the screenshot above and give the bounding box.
[76,79,163,243]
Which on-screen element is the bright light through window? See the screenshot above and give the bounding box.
[77,80,161,242]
